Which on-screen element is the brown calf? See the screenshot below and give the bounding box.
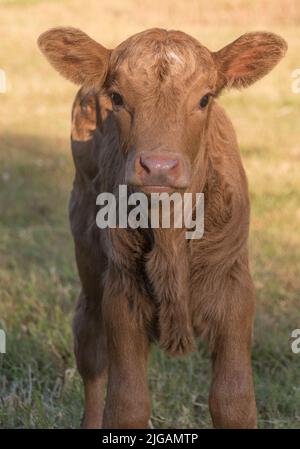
[38,27,287,428]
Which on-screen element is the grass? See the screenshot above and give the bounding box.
[0,0,300,429]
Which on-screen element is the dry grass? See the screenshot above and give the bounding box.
[0,0,300,428]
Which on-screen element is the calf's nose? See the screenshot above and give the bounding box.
[128,150,190,190]
[138,154,179,177]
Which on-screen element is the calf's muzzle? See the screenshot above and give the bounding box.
[126,150,191,192]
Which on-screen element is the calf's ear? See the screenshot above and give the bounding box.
[38,27,111,87]
[213,32,287,91]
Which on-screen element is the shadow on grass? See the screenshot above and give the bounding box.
[0,132,72,227]
[0,133,82,428]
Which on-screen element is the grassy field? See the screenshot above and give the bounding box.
[0,0,300,429]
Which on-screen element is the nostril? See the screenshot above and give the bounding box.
[168,159,178,170]
[139,155,151,174]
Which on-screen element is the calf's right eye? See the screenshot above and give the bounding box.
[199,94,210,109]
[111,92,124,107]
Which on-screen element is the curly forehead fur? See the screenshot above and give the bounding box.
[109,28,217,87]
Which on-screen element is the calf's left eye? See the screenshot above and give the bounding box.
[111,92,124,107]
[199,94,210,109]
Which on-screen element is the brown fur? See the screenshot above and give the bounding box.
[38,27,287,428]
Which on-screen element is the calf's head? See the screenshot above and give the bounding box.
[38,28,286,192]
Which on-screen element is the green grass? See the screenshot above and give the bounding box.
[0,0,300,429]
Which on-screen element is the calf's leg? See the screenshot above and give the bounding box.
[208,270,257,429]
[73,290,107,428]
[102,273,151,429]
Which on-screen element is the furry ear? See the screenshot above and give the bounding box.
[213,32,287,91]
[38,27,111,87]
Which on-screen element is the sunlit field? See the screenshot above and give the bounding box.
[0,0,299,428]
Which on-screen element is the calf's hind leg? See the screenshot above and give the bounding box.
[73,290,107,429]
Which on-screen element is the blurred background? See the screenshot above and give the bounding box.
[0,0,299,428]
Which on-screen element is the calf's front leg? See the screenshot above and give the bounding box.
[102,271,152,429]
[209,272,257,429]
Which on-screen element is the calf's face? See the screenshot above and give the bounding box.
[38,28,286,192]
[107,30,218,193]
